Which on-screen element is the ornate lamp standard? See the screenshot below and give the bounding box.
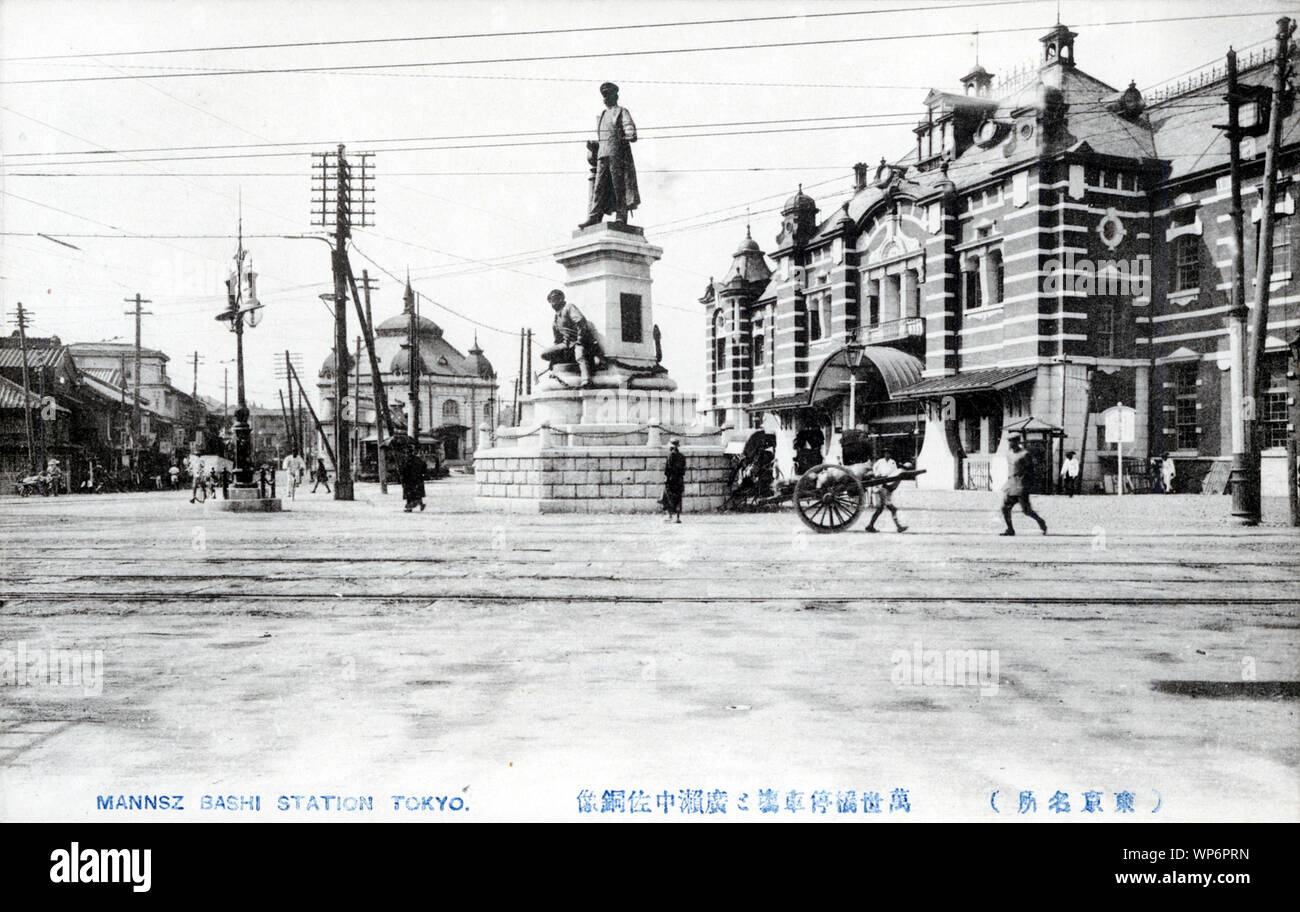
[210,227,278,512]
[215,233,261,485]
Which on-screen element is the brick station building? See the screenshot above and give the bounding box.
[701,24,1297,494]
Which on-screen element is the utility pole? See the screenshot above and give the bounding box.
[276,351,305,456]
[515,328,526,424]
[312,144,372,501]
[286,359,335,469]
[1219,47,1253,520]
[189,351,204,453]
[10,302,37,473]
[223,368,229,420]
[1289,330,1299,525]
[124,293,152,475]
[190,351,203,399]
[37,358,47,474]
[278,390,292,460]
[354,334,362,482]
[405,276,420,439]
[332,193,354,499]
[1242,16,1296,524]
[359,269,387,493]
[525,329,533,396]
[119,354,129,469]
[299,387,309,461]
[285,355,299,455]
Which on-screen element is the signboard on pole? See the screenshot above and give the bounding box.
[1102,404,1136,444]
[1101,403,1137,495]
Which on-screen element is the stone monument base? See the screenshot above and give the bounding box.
[477,397,728,514]
[207,484,282,512]
[475,443,728,513]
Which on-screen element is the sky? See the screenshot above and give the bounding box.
[0,0,1291,408]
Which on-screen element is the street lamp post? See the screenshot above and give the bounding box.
[213,228,275,511]
[844,339,865,431]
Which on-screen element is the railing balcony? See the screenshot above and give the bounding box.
[855,317,925,345]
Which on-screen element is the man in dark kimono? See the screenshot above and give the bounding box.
[662,438,686,523]
[579,82,639,228]
[1000,435,1047,536]
[401,446,427,512]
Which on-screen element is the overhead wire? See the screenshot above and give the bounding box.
[0,0,1048,62]
[2,11,1293,86]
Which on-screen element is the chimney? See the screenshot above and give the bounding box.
[853,162,869,192]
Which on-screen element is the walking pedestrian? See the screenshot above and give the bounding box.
[311,457,331,493]
[168,464,180,489]
[1001,435,1048,536]
[1059,450,1080,497]
[219,467,231,499]
[864,452,908,533]
[662,438,686,523]
[190,460,206,503]
[1161,455,1176,494]
[400,446,427,512]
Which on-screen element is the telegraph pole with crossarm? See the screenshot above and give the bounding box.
[312,144,373,500]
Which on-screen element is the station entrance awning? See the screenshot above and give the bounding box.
[807,345,925,406]
[890,366,1036,400]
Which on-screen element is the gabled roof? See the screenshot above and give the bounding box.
[80,371,151,406]
[1148,53,1289,182]
[806,52,1162,246]
[82,366,125,386]
[0,343,74,371]
[0,374,42,409]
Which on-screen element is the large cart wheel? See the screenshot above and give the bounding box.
[794,463,865,533]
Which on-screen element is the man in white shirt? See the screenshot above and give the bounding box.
[865,453,908,534]
[1059,450,1080,497]
[1161,456,1176,494]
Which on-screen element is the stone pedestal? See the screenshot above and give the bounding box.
[478,387,727,513]
[476,442,728,514]
[541,222,675,392]
[476,221,727,513]
[207,484,282,512]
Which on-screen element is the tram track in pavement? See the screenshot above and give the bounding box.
[1,589,1296,607]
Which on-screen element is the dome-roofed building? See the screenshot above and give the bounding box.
[317,281,499,474]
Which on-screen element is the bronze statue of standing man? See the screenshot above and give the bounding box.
[579,82,639,228]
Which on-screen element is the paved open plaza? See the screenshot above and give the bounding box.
[0,477,1295,821]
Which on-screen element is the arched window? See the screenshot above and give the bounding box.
[986,250,1004,305]
[808,295,822,340]
[442,399,460,423]
[964,256,983,309]
[713,310,727,371]
[864,277,880,325]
